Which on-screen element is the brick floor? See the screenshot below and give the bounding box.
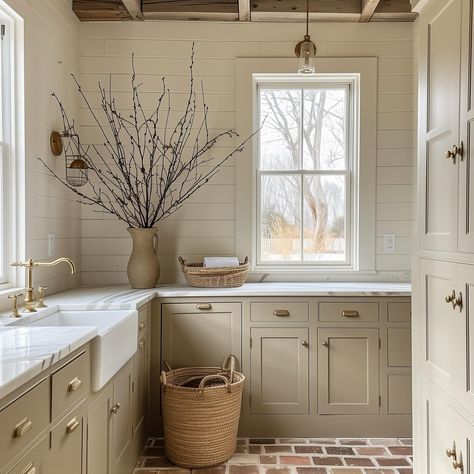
[134,438,413,473]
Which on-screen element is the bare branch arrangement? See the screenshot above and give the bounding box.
[40,46,255,228]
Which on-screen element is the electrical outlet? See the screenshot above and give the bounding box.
[48,233,55,257]
[384,233,396,253]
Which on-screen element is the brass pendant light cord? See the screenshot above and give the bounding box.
[306,0,309,36]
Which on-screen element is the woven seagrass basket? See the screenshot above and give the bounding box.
[179,256,249,288]
[160,355,245,468]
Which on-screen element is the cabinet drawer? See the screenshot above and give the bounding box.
[7,435,48,474]
[0,379,49,467]
[52,352,89,420]
[388,302,411,322]
[250,302,309,322]
[319,302,379,322]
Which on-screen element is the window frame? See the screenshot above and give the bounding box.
[236,57,377,275]
[255,80,355,268]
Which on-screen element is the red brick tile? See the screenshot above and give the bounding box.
[387,447,412,456]
[345,457,375,467]
[143,458,177,468]
[260,456,277,464]
[264,469,291,474]
[308,439,337,445]
[249,446,262,454]
[325,447,355,455]
[294,446,323,454]
[229,465,259,474]
[192,466,226,474]
[397,470,413,474]
[265,446,292,453]
[280,456,311,465]
[296,469,327,474]
[250,439,275,444]
[312,456,344,466]
[340,439,368,446]
[357,447,387,456]
[376,458,410,467]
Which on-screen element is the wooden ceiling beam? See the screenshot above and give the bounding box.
[122,0,145,19]
[360,0,381,22]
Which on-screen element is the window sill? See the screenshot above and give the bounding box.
[0,285,23,298]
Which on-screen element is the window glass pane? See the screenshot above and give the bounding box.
[303,175,346,262]
[261,174,301,262]
[259,89,301,170]
[303,88,346,170]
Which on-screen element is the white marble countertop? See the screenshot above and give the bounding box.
[0,281,411,401]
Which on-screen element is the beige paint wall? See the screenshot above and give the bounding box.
[2,0,81,299]
[78,21,414,285]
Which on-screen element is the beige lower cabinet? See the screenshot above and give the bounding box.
[7,436,49,474]
[162,302,242,368]
[420,382,474,473]
[46,402,86,474]
[250,327,309,414]
[133,331,148,439]
[318,328,380,415]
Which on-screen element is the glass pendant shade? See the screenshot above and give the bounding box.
[67,158,89,187]
[298,36,316,74]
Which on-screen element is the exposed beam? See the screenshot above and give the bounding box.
[143,11,238,20]
[122,0,144,19]
[73,0,131,21]
[251,11,360,21]
[238,0,251,21]
[360,0,381,22]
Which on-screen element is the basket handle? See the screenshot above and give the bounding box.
[160,370,167,388]
[198,375,231,395]
[178,257,186,268]
[243,256,249,264]
[163,360,173,372]
[222,354,237,383]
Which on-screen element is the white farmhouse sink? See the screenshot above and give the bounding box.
[9,310,138,391]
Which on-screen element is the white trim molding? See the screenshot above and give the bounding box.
[236,57,377,278]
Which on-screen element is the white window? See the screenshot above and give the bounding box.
[257,81,354,267]
[236,58,377,275]
[0,4,19,287]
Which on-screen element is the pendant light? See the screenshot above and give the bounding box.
[295,0,316,74]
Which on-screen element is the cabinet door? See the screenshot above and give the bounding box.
[110,362,133,474]
[162,303,241,369]
[250,327,309,414]
[459,0,474,252]
[419,259,465,394]
[418,0,462,251]
[7,436,48,474]
[87,386,112,474]
[46,403,86,474]
[318,328,379,414]
[420,382,473,473]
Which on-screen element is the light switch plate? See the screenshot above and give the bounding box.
[384,233,396,253]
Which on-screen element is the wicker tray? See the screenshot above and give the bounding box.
[179,256,249,288]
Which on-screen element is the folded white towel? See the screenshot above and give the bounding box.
[203,256,240,268]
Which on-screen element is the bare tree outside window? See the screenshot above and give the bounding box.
[258,85,350,264]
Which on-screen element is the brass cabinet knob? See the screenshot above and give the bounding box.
[67,377,82,392]
[66,417,80,434]
[139,339,145,349]
[445,290,463,311]
[322,341,329,347]
[110,402,121,414]
[453,451,464,470]
[445,143,464,162]
[138,321,145,330]
[446,441,457,458]
[273,309,290,317]
[301,340,309,347]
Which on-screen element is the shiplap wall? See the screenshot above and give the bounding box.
[4,0,81,300]
[79,21,414,284]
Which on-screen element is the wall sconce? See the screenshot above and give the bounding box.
[50,130,89,187]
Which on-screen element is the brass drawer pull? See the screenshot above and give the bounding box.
[273,310,290,317]
[445,290,463,312]
[138,321,145,330]
[196,304,212,310]
[21,463,36,474]
[66,417,80,434]
[453,451,464,470]
[110,402,121,414]
[139,339,145,349]
[13,417,33,439]
[68,377,83,392]
[342,310,359,318]
[446,441,457,459]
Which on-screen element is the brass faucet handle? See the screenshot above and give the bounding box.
[37,286,48,309]
[10,261,21,267]
[8,293,23,318]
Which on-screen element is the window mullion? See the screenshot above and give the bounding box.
[299,88,304,263]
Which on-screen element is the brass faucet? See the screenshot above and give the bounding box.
[10,258,76,312]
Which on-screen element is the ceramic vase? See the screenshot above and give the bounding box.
[127,227,160,289]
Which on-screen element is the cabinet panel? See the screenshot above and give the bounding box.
[162,303,241,369]
[420,383,473,474]
[387,328,411,367]
[419,259,465,392]
[387,302,411,322]
[7,436,48,474]
[250,327,309,415]
[318,328,379,414]
[419,0,462,251]
[387,374,412,415]
[250,302,309,322]
[46,403,86,474]
[133,334,148,438]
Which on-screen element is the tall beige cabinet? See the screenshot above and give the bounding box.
[414,0,474,471]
